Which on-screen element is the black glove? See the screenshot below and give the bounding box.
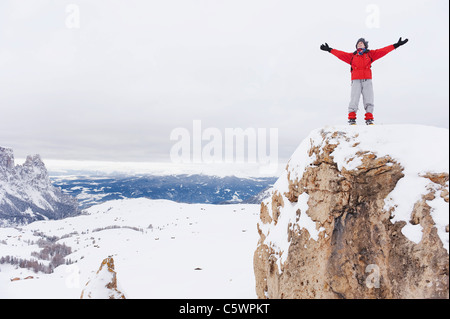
[320,43,332,52]
[393,37,408,49]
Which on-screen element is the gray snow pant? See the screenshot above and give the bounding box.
[349,79,374,114]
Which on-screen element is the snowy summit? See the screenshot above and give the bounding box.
[255,124,449,299]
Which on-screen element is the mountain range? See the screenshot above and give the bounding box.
[50,174,276,208]
[1,146,276,226]
[0,147,79,227]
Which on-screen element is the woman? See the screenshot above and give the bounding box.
[320,37,408,125]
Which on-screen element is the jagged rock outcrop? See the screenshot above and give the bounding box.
[81,257,126,299]
[0,146,79,226]
[254,125,449,299]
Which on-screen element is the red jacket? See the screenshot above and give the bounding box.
[331,45,395,80]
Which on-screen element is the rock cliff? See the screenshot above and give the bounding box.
[254,125,449,299]
[0,146,79,226]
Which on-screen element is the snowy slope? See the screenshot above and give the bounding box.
[0,198,260,298]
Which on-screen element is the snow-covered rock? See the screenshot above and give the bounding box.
[0,147,80,226]
[254,124,449,299]
[80,257,126,299]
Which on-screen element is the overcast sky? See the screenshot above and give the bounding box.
[0,0,448,172]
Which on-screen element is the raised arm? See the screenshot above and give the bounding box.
[320,42,353,64]
[330,49,353,64]
[369,45,395,62]
[370,37,408,62]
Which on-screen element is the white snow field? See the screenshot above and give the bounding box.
[0,199,261,299]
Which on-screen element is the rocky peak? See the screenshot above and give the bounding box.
[19,154,50,187]
[0,147,14,174]
[254,125,449,299]
[24,154,46,171]
[0,146,80,227]
[80,257,126,299]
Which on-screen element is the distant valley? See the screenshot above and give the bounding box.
[50,174,277,209]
